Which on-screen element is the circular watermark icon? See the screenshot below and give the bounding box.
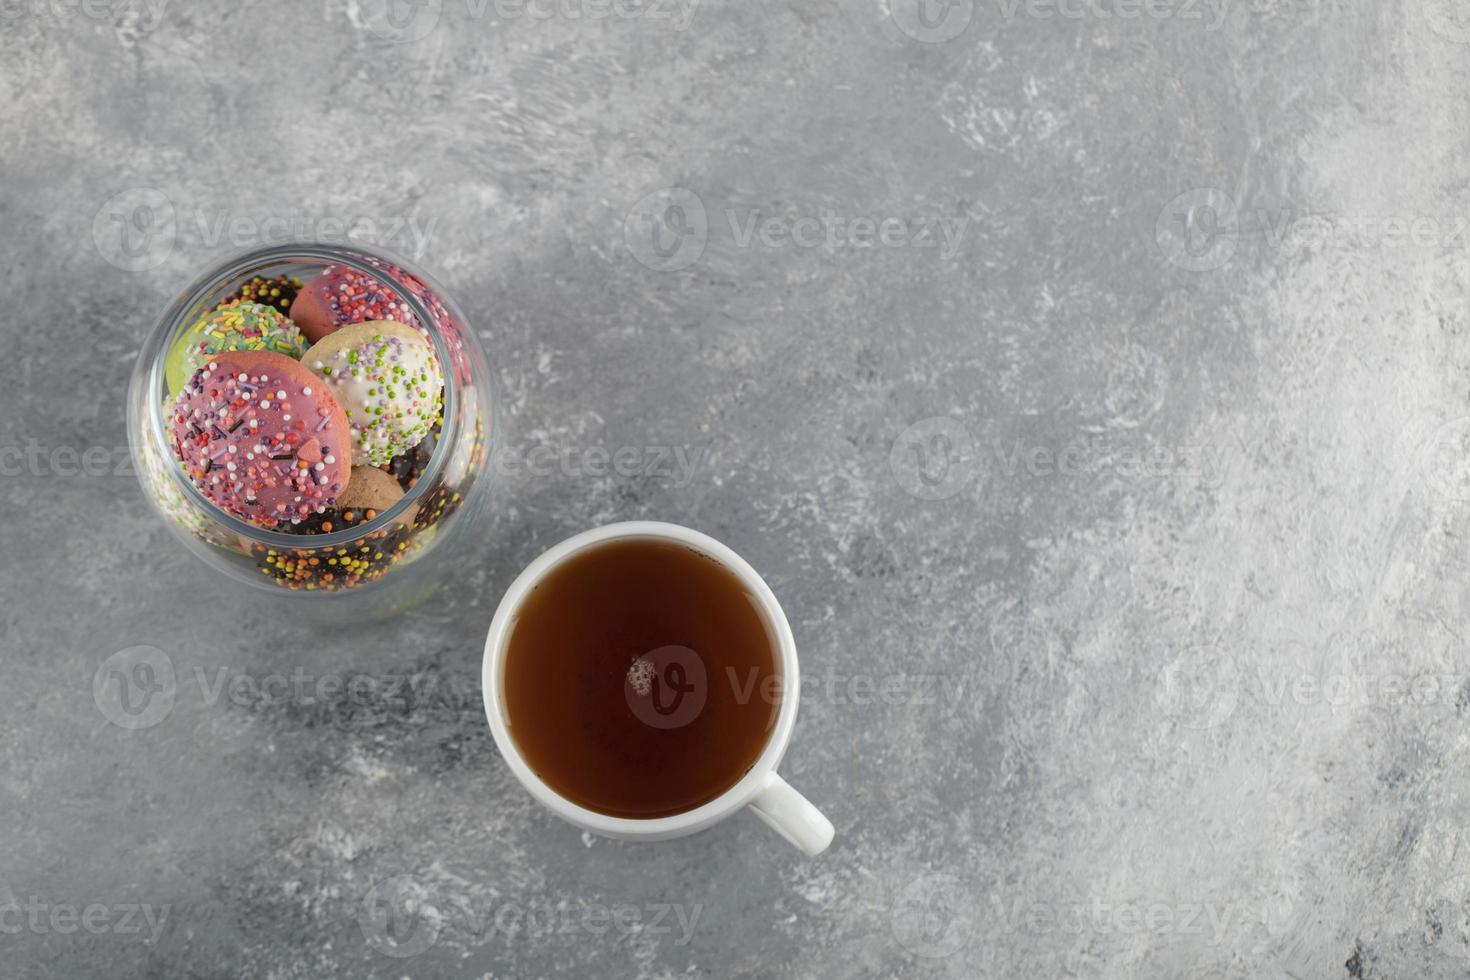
[891,872,973,958]
[1417,418,1470,501]
[1259,872,1300,939]
[623,187,708,272]
[1155,188,1238,272]
[1425,0,1470,43]
[92,188,176,273]
[1428,873,1470,959]
[92,645,176,731]
[1103,343,1167,428]
[624,645,708,730]
[360,875,441,959]
[1153,645,1240,730]
[357,0,443,42]
[987,610,1045,687]
[890,416,975,501]
[890,0,974,43]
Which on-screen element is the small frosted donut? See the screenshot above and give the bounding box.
[168,350,352,528]
[165,302,306,395]
[289,265,420,344]
[218,275,302,316]
[303,320,443,467]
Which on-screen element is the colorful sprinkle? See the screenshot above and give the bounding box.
[303,321,444,467]
[167,302,306,395]
[219,274,303,316]
[167,350,352,528]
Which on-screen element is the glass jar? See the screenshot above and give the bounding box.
[126,244,496,613]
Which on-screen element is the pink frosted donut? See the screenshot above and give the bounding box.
[168,350,353,528]
[290,265,421,344]
[290,262,472,383]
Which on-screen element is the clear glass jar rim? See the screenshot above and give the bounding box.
[144,242,463,551]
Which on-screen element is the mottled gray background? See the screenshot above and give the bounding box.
[5,0,1470,976]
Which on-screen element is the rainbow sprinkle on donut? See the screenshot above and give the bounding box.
[166,301,306,395]
[304,321,443,467]
[168,350,352,528]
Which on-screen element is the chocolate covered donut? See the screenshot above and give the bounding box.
[219,274,303,316]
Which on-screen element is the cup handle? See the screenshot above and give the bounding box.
[748,773,834,856]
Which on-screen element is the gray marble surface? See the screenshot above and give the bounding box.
[6,0,1470,976]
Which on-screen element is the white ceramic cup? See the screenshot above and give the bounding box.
[482,521,835,856]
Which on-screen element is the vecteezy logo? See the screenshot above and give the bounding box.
[1425,0,1470,43]
[623,187,708,271]
[358,0,443,42]
[1155,188,1238,272]
[624,645,708,729]
[1418,418,1470,501]
[1153,645,1240,730]
[889,416,975,501]
[890,0,974,43]
[360,875,440,959]
[890,872,973,958]
[92,188,176,273]
[92,646,176,730]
